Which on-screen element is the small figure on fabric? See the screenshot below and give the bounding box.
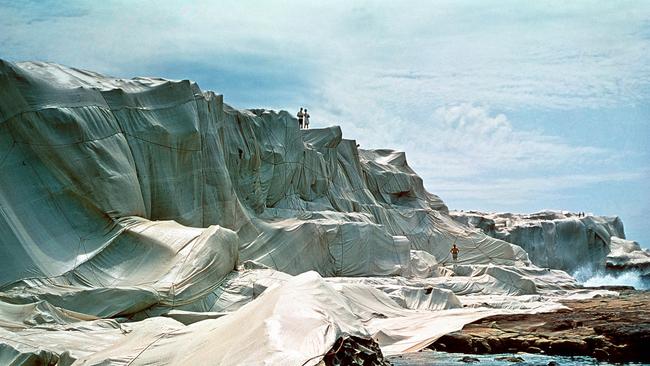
[450,244,459,262]
[303,109,310,129]
[297,107,304,129]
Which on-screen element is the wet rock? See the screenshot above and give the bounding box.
[547,362,558,366]
[429,292,650,363]
[533,339,551,351]
[459,356,480,363]
[593,348,609,360]
[495,356,525,362]
[323,336,390,366]
[484,336,504,353]
[473,338,491,353]
[594,323,650,345]
[548,339,588,355]
[547,319,576,331]
[433,332,473,353]
[526,346,542,353]
[583,335,607,350]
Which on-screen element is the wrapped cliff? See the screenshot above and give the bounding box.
[0,60,638,365]
[450,210,650,281]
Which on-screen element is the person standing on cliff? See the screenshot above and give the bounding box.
[303,109,310,129]
[297,108,304,129]
[450,244,460,262]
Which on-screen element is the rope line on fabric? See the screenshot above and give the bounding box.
[125,331,175,366]
[0,140,16,170]
[0,92,199,126]
[25,159,107,288]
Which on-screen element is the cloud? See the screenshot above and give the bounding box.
[315,101,642,210]
[416,104,611,176]
[427,170,648,207]
[2,2,649,110]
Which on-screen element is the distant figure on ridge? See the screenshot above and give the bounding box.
[450,244,460,262]
[303,109,310,129]
[297,108,304,129]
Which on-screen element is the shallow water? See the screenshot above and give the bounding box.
[387,351,645,365]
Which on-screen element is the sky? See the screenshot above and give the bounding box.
[1,0,649,247]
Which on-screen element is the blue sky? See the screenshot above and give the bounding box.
[1,1,648,247]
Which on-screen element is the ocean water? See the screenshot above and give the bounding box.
[572,267,649,290]
[387,351,646,365]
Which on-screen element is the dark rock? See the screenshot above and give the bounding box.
[526,346,542,353]
[473,338,491,353]
[494,356,525,362]
[500,336,522,350]
[593,348,609,360]
[594,323,650,344]
[459,356,480,363]
[547,362,558,366]
[433,333,473,353]
[585,285,635,291]
[434,342,446,351]
[533,338,551,351]
[486,337,503,353]
[547,319,576,331]
[547,339,588,355]
[323,336,390,366]
[583,335,607,350]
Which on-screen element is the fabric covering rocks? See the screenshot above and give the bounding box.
[0,60,641,365]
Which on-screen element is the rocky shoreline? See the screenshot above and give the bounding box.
[429,288,649,363]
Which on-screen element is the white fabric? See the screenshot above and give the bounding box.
[450,210,644,273]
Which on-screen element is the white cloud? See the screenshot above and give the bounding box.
[416,104,611,175]
[2,2,649,110]
[315,101,642,210]
[426,170,648,207]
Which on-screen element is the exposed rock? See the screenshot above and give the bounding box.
[458,356,480,363]
[494,356,525,362]
[431,333,472,353]
[548,339,588,355]
[322,336,390,366]
[593,348,609,360]
[429,289,650,363]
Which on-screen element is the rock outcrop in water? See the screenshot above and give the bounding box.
[0,60,643,365]
[430,289,650,363]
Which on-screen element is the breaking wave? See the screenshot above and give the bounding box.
[573,266,649,290]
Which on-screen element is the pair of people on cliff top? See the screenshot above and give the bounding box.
[297,107,310,129]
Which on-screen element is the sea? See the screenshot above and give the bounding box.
[387,351,648,365]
